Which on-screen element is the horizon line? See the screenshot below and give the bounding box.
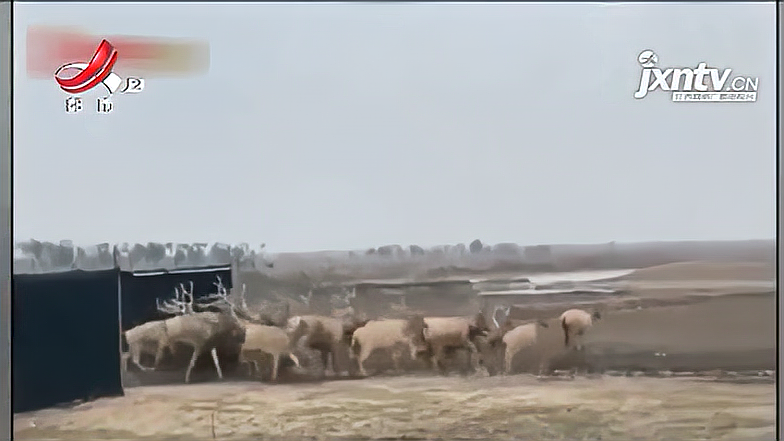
[12,236,777,256]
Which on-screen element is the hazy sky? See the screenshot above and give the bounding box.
[12,2,776,253]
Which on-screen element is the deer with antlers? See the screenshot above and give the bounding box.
[122,280,246,384]
[122,284,191,375]
[209,277,309,382]
[283,278,369,377]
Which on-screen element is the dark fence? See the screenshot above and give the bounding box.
[12,269,123,413]
[119,265,233,332]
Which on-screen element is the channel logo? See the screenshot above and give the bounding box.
[54,39,144,114]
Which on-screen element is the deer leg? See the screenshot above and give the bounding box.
[130,344,153,372]
[537,356,550,378]
[330,345,344,376]
[319,350,330,373]
[431,346,446,374]
[504,348,514,375]
[167,342,177,357]
[210,347,224,380]
[238,352,247,376]
[429,346,439,372]
[357,347,371,377]
[462,347,473,374]
[152,342,167,369]
[185,346,200,384]
[271,353,280,382]
[326,351,336,376]
[391,349,402,374]
[289,353,300,368]
[121,352,130,380]
[239,352,253,377]
[348,348,363,377]
[466,341,480,372]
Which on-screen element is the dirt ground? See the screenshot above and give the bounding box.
[13,260,778,440]
[14,374,776,441]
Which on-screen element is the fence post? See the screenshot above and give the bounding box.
[113,245,125,390]
[0,1,9,424]
[231,255,240,293]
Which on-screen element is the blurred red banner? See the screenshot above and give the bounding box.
[26,25,210,79]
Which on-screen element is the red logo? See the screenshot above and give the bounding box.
[53,39,121,95]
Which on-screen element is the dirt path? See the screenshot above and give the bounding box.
[15,374,775,441]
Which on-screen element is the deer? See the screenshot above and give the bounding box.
[482,305,552,376]
[422,312,491,375]
[284,284,369,378]
[349,315,430,377]
[122,280,246,383]
[206,277,311,382]
[123,284,192,375]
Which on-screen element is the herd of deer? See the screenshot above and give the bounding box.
[122,277,601,384]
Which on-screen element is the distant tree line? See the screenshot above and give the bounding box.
[15,237,771,277]
[13,240,273,274]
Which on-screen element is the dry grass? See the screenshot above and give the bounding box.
[14,374,775,441]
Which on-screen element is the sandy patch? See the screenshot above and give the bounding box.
[623,261,775,282]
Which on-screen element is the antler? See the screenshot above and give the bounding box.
[299,289,313,307]
[240,284,249,310]
[198,275,229,304]
[344,286,356,302]
[157,286,190,316]
[182,288,194,314]
[211,276,230,297]
[161,281,195,314]
[194,276,242,320]
[492,304,511,329]
[156,298,183,315]
[176,281,195,298]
